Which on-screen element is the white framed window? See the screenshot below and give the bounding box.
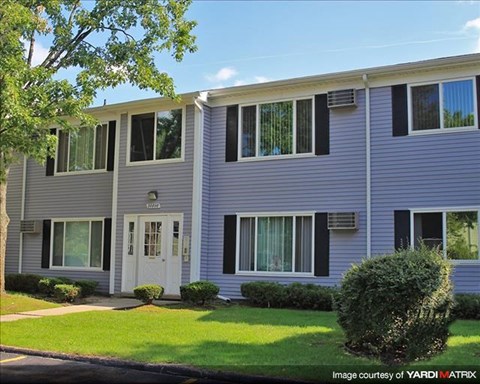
[51,218,104,269]
[239,98,314,159]
[408,78,477,133]
[129,108,184,164]
[411,208,479,262]
[237,213,314,275]
[56,124,108,174]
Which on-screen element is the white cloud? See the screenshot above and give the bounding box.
[464,17,480,52]
[254,76,270,83]
[22,39,50,66]
[234,79,246,86]
[206,67,238,82]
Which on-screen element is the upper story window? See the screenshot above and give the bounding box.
[409,78,477,132]
[413,209,479,262]
[56,124,108,173]
[240,98,313,158]
[130,109,183,163]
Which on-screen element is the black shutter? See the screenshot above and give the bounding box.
[103,218,112,271]
[41,220,51,268]
[223,215,237,274]
[314,213,329,277]
[394,210,410,250]
[315,94,329,155]
[225,105,238,162]
[107,121,116,171]
[392,84,408,137]
[46,129,56,176]
[476,76,480,129]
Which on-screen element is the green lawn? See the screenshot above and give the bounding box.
[0,292,60,315]
[0,305,478,382]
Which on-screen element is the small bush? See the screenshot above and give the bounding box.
[336,246,454,364]
[241,282,287,308]
[180,281,219,305]
[5,274,42,293]
[133,284,164,304]
[74,280,98,297]
[452,294,480,320]
[286,283,339,311]
[39,277,72,296]
[54,284,81,302]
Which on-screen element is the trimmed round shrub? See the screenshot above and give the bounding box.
[133,284,164,304]
[54,284,81,302]
[5,274,42,293]
[74,280,99,298]
[286,283,339,311]
[180,281,219,305]
[336,246,454,364]
[39,277,72,296]
[452,294,480,320]
[241,282,287,308]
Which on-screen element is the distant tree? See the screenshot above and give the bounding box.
[0,0,197,292]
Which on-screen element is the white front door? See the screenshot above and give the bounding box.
[123,215,182,296]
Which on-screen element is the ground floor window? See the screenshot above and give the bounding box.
[52,219,104,268]
[238,214,313,273]
[413,210,479,261]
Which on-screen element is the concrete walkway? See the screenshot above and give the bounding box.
[0,298,174,322]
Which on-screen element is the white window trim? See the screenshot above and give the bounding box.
[50,217,105,271]
[126,106,186,166]
[409,207,480,264]
[407,77,478,135]
[235,211,315,276]
[54,123,109,176]
[238,97,315,160]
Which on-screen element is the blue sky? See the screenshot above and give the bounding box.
[43,1,480,106]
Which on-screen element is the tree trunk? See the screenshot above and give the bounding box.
[0,168,10,294]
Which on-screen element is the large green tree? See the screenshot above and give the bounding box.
[0,0,196,292]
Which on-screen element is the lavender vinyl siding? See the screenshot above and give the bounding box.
[370,86,480,293]
[114,105,195,293]
[203,92,367,298]
[5,160,23,274]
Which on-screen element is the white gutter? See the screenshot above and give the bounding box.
[363,74,371,258]
[18,155,27,273]
[190,92,208,282]
[109,116,121,294]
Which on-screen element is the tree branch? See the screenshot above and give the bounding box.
[26,31,35,67]
[99,25,136,42]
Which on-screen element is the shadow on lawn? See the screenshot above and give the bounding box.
[162,304,340,328]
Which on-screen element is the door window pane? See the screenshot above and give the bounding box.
[156,109,182,160]
[411,84,440,131]
[443,80,475,129]
[131,113,155,162]
[172,221,179,256]
[127,222,135,256]
[447,211,479,260]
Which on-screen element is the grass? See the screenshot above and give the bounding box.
[0,292,60,315]
[0,305,478,382]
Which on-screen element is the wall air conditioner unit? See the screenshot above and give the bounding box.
[327,89,356,108]
[20,220,42,234]
[327,212,358,230]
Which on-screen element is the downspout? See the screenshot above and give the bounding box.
[109,116,121,295]
[190,93,207,282]
[363,74,372,258]
[18,155,27,273]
